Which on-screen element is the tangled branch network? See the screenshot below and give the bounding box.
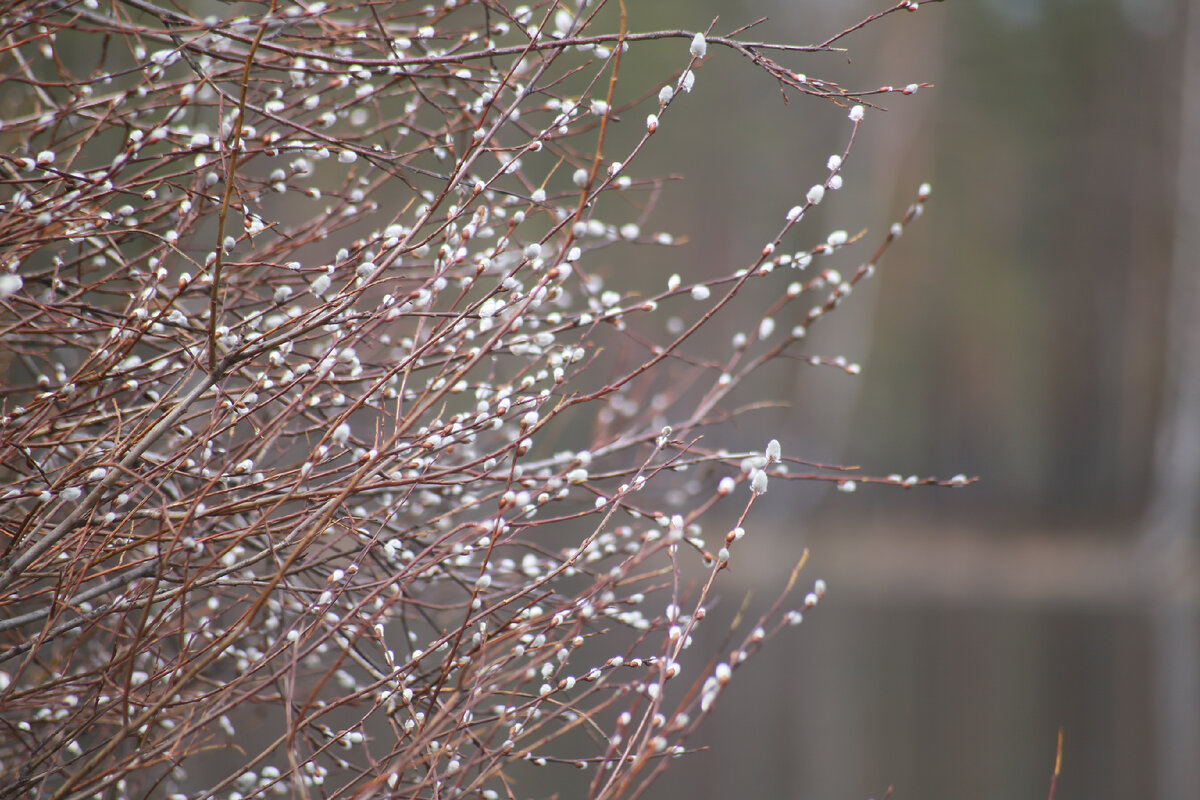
[0,1,962,798]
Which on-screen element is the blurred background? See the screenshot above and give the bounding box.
[609,0,1199,798]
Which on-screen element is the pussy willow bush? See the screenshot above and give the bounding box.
[0,1,962,798]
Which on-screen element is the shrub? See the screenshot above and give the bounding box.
[0,1,955,797]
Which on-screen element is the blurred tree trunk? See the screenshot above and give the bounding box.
[1140,2,1200,798]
